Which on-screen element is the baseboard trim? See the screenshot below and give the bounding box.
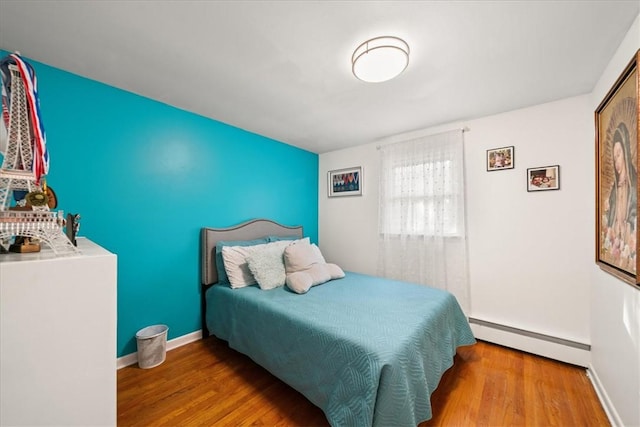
[117,329,203,369]
[587,364,623,427]
[469,317,590,350]
[116,352,138,369]
[469,318,591,367]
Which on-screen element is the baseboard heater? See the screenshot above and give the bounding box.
[468,317,590,351]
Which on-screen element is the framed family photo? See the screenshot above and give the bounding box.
[328,166,362,197]
[527,165,560,192]
[486,146,514,171]
[595,49,640,288]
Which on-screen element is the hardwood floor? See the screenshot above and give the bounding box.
[423,342,609,427]
[118,337,609,426]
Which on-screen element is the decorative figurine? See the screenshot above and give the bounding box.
[66,213,80,246]
[0,52,79,255]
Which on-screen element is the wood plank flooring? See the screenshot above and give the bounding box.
[118,337,609,426]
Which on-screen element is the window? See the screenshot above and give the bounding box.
[378,133,464,238]
[382,159,460,236]
[377,129,469,311]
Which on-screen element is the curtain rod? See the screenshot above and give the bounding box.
[376,126,470,150]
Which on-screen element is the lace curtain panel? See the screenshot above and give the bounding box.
[377,129,470,312]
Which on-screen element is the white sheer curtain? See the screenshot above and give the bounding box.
[377,129,470,312]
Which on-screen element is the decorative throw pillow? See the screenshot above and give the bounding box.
[283,242,345,294]
[222,238,309,289]
[283,242,326,274]
[286,263,345,294]
[246,245,287,290]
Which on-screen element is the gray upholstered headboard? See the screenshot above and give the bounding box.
[200,218,303,287]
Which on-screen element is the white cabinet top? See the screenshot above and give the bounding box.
[0,237,114,265]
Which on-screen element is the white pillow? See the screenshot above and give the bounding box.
[246,245,287,290]
[222,238,309,289]
[222,243,267,288]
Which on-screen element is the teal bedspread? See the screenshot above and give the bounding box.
[206,272,475,426]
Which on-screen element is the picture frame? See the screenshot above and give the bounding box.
[595,49,640,288]
[527,165,560,192]
[328,166,362,197]
[486,146,514,171]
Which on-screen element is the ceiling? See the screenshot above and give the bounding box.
[0,1,637,154]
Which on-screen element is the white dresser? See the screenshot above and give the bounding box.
[0,237,117,426]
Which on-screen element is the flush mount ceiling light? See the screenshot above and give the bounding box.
[352,36,410,83]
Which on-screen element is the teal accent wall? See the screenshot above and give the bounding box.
[1,52,318,357]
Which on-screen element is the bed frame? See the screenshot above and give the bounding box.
[200,218,303,336]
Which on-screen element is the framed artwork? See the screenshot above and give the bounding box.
[328,166,362,197]
[595,49,640,288]
[527,165,560,192]
[486,146,514,171]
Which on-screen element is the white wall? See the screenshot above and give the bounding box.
[464,96,593,345]
[320,13,639,426]
[589,15,639,427]
[319,144,380,274]
[320,94,593,362]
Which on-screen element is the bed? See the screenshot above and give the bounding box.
[200,219,475,426]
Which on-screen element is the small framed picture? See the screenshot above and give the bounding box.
[487,146,514,171]
[527,165,560,191]
[328,166,362,197]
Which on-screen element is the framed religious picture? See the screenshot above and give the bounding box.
[595,49,640,289]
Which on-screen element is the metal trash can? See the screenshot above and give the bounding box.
[135,325,169,369]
